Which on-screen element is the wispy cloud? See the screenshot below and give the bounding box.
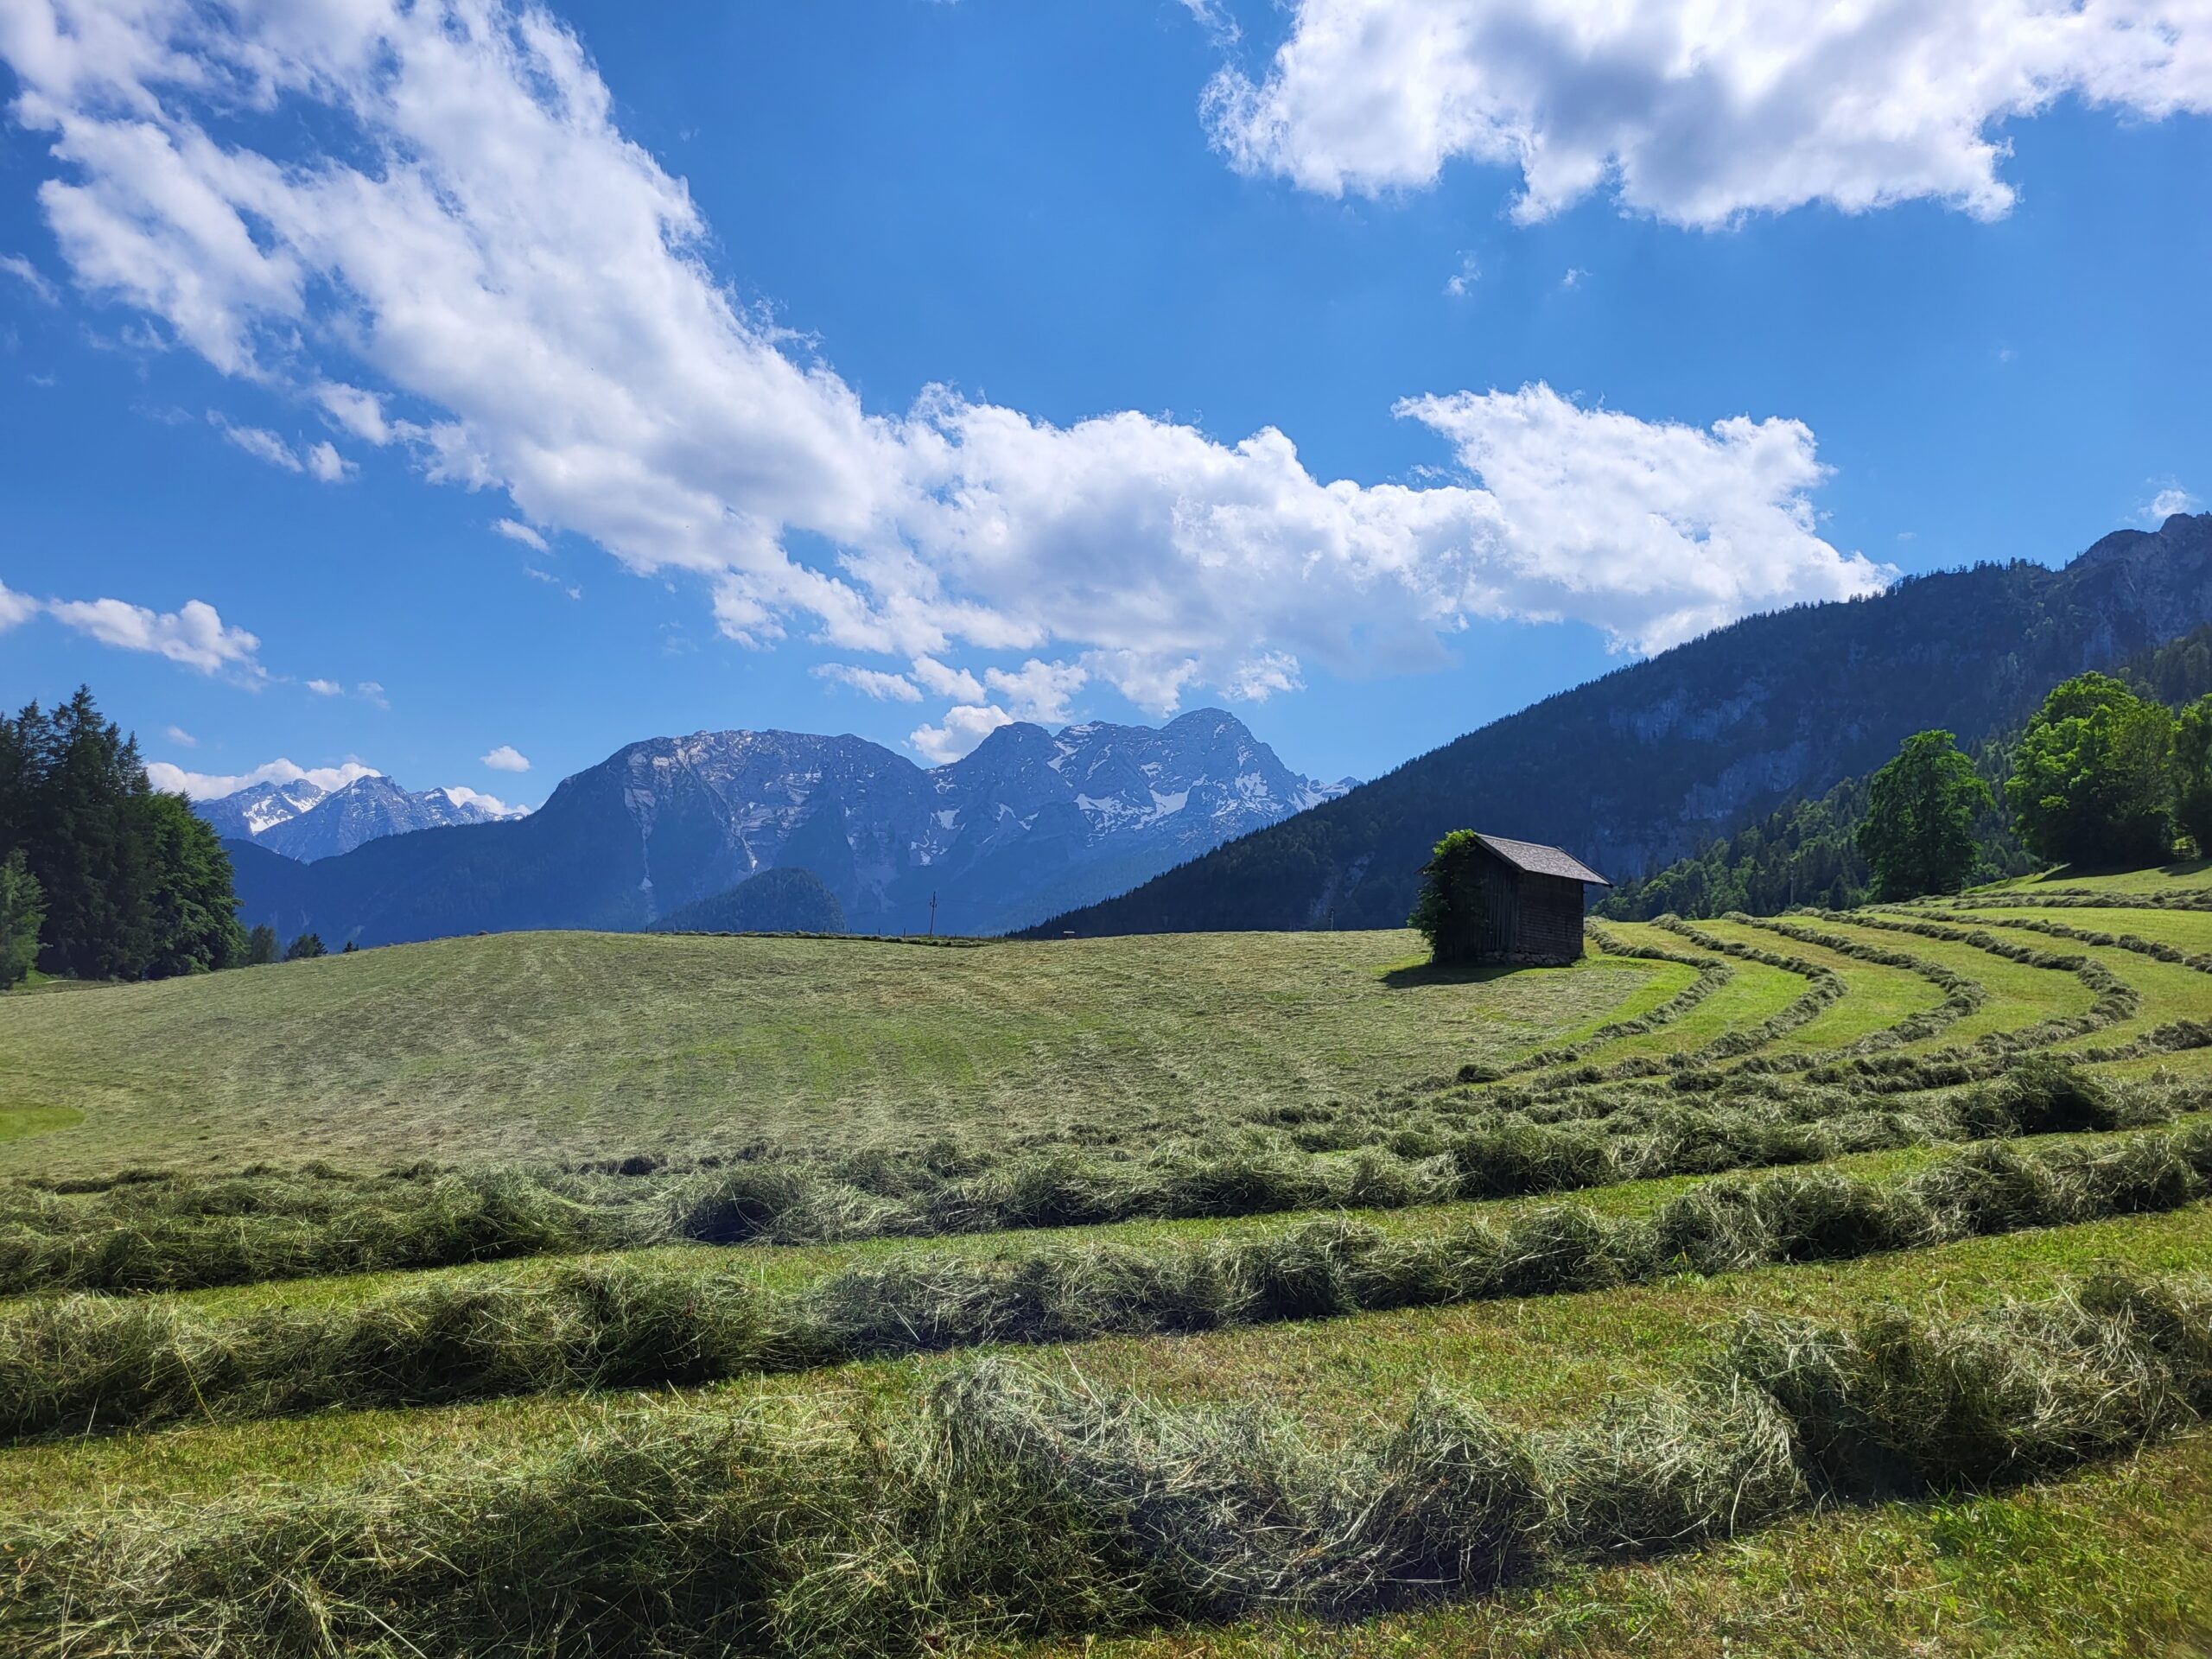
[210,413,302,473]
[46,594,264,678]
[305,440,356,482]
[815,663,923,702]
[0,254,58,305]
[494,518,549,551]
[0,578,38,632]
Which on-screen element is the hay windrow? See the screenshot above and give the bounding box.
[8,1122,2207,1440]
[9,1274,2205,1656]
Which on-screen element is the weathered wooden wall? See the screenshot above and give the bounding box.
[1471,855,1586,963]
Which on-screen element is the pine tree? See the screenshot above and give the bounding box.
[142,791,245,975]
[0,686,245,980]
[285,931,327,961]
[244,924,280,966]
[0,850,42,990]
[4,690,158,978]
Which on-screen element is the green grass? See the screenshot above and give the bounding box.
[0,929,1664,1175]
[4,1190,2207,1518]
[1980,859,2212,894]
[1960,902,2212,955]
[1909,913,2212,1055]
[1787,915,2100,1051]
[1563,921,1809,1065]
[10,873,2212,1657]
[1692,918,1948,1055]
[1029,1430,2212,1657]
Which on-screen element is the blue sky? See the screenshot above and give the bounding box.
[1,0,2208,808]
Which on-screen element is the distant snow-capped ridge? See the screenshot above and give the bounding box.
[575,706,1357,936]
[219,706,1354,946]
[197,773,528,861]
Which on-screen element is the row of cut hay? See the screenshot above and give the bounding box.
[10,1118,2208,1440]
[1897,904,2212,976]
[10,1274,2208,1656]
[1946,887,2212,912]
[3,1058,2197,1298]
[0,1167,632,1297]
[1647,917,1849,1060]
[1729,912,1987,1053]
[1808,908,2141,1048]
[1500,911,1950,1098]
[1452,925,1735,1084]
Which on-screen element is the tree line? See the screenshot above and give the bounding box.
[1603,630,2212,921]
[1853,668,2210,901]
[0,688,334,990]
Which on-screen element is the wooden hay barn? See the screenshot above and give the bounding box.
[1461,833,1611,965]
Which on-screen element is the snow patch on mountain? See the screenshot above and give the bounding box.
[198,772,529,861]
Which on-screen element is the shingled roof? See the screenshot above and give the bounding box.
[1472,832,1611,887]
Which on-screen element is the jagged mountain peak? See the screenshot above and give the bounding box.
[197,771,525,862]
[226,706,1351,944]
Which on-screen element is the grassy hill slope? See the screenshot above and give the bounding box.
[4,864,2212,1657]
[0,928,1673,1174]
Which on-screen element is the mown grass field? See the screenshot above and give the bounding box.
[0,929,1669,1175]
[3,862,2211,1656]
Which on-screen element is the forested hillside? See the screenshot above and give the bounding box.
[1599,625,2212,918]
[1033,512,2212,938]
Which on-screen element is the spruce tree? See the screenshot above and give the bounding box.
[0,851,41,990]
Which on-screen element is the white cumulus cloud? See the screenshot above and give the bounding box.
[305,439,355,482]
[46,594,264,677]
[2,0,1891,729]
[480,743,531,772]
[440,784,526,817]
[1203,0,2212,226]
[0,578,39,632]
[146,758,380,800]
[910,703,1017,765]
[2142,485,2201,523]
[985,658,1087,723]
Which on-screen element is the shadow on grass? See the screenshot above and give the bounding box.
[1379,959,1539,990]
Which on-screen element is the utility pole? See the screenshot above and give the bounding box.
[928,892,938,938]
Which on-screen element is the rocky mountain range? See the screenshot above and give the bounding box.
[225,709,1352,944]
[198,774,526,861]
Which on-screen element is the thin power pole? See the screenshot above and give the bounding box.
[928,892,938,938]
